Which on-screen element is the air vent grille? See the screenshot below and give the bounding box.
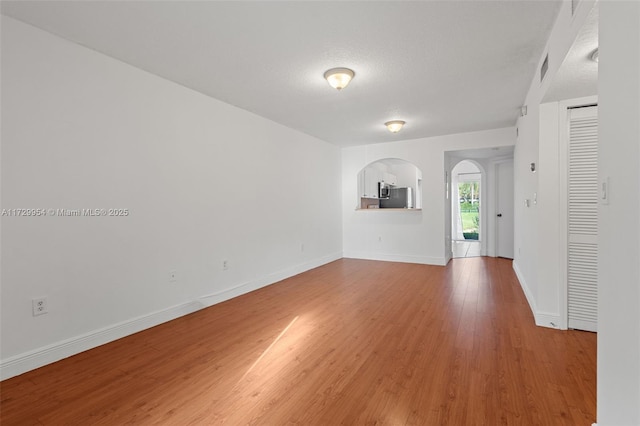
[540,54,549,82]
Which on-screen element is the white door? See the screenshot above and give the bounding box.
[496,160,514,258]
[567,106,598,332]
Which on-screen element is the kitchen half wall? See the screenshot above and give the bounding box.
[342,127,515,265]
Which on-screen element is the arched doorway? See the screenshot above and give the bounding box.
[451,160,482,258]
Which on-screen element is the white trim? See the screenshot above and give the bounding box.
[558,101,570,330]
[536,311,562,329]
[0,301,202,381]
[513,260,537,316]
[450,159,486,255]
[568,318,597,333]
[491,161,500,257]
[0,252,342,380]
[343,252,446,266]
[444,250,452,265]
[480,170,487,257]
[512,261,561,329]
[558,95,598,331]
[200,252,343,307]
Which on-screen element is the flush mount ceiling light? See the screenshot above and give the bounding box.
[385,120,406,133]
[323,67,355,90]
[590,48,599,63]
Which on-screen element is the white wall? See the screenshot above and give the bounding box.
[513,97,540,310]
[392,162,419,190]
[536,101,562,326]
[514,0,640,422]
[597,1,640,424]
[0,16,342,379]
[452,161,481,177]
[534,96,597,330]
[342,127,514,266]
[512,0,597,329]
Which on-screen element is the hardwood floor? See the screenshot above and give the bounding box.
[1,258,596,425]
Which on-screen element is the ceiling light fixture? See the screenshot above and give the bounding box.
[590,48,599,63]
[324,68,355,90]
[385,120,406,133]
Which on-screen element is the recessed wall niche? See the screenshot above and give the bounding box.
[356,158,423,210]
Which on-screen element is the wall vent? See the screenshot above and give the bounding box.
[540,54,549,82]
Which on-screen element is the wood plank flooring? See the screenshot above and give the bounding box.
[0,257,596,425]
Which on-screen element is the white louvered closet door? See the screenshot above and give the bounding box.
[568,105,598,332]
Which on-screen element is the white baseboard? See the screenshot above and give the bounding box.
[535,311,562,329]
[343,251,446,266]
[512,261,562,329]
[0,301,203,381]
[568,318,597,333]
[512,260,536,314]
[0,252,342,381]
[199,252,343,307]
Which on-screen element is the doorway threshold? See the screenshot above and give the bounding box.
[452,240,481,258]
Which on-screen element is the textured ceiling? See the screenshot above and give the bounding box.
[1,1,562,147]
[543,3,598,103]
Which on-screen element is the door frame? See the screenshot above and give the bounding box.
[558,96,598,330]
[450,159,485,254]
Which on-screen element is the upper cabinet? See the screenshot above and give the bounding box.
[382,172,397,186]
[361,167,381,198]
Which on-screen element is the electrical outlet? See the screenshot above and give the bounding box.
[169,269,178,283]
[222,260,229,271]
[32,298,48,316]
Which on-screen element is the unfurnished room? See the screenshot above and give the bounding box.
[1,1,639,425]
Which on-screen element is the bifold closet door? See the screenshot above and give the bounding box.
[567,105,598,332]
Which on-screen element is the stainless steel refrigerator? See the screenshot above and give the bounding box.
[380,187,413,208]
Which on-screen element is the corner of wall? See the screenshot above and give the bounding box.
[512,260,561,330]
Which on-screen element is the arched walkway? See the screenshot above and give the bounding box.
[451,160,483,258]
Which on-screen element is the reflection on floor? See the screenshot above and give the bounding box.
[452,240,481,258]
